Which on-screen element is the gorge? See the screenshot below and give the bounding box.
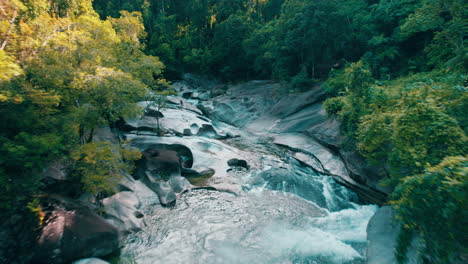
[1,1,466,263]
[101,77,389,263]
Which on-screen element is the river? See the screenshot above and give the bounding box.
[119,114,377,264]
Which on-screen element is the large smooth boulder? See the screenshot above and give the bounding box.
[181,168,216,186]
[117,174,159,206]
[151,181,176,206]
[339,149,391,194]
[128,135,252,194]
[102,191,146,233]
[272,133,347,177]
[138,149,182,181]
[366,206,418,264]
[123,101,209,136]
[134,144,193,173]
[366,206,399,264]
[72,258,110,264]
[206,81,280,127]
[33,197,119,264]
[196,124,223,138]
[168,176,192,193]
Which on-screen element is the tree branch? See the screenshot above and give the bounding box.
[0,10,18,50]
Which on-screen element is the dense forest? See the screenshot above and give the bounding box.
[0,0,467,263]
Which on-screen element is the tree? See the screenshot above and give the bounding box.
[71,141,141,196]
[392,156,468,263]
[144,79,175,136]
[400,0,467,71]
[0,50,22,82]
[0,0,167,212]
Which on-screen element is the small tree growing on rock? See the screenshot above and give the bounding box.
[144,79,176,136]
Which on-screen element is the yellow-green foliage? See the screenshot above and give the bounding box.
[0,0,165,209]
[71,142,141,195]
[324,61,378,136]
[27,198,45,227]
[323,96,345,116]
[392,156,468,263]
[325,63,467,262]
[358,100,466,178]
[0,50,22,83]
[325,64,467,179]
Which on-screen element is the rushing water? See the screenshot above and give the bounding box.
[120,147,377,264]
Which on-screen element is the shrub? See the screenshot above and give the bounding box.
[323,96,345,116]
[71,141,141,195]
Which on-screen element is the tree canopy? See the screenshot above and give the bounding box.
[0,0,466,262]
[0,0,164,209]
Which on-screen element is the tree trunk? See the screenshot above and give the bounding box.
[0,10,17,50]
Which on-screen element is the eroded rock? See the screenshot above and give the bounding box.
[102,191,145,233]
[151,181,176,206]
[227,158,249,169]
[168,176,192,193]
[72,258,110,264]
[196,124,221,138]
[141,149,181,180]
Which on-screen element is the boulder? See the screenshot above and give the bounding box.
[145,108,164,118]
[92,126,118,143]
[196,124,222,138]
[128,135,250,195]
[72,258,110,264]
[199,168,216,178]
[150,181,176,206]
[367,206,418,264]
[181,167,201,178]
[272,133,345,177]
[139,144,193,170]
[183,128,192,136]
[43,159,70,181]
[122,100,207,135]
[339,149,391,194]
[182,91,193,99]
[269,86,326,118]
[33,197,119,264]
[139,149,181,181]
[168,176,192,193]
[102,191,145,233]
[117,174,159,207]
[227,158,249,169]
[183,168,215,186]
[206,81,279,127]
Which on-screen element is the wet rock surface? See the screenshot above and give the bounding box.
[191,80,388,203]
[117,78,385,263]
[366,206,418,264]
[23,77,392,263]
[72,258,110,264]
[102,191,145,233]
[120,78,390,206]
